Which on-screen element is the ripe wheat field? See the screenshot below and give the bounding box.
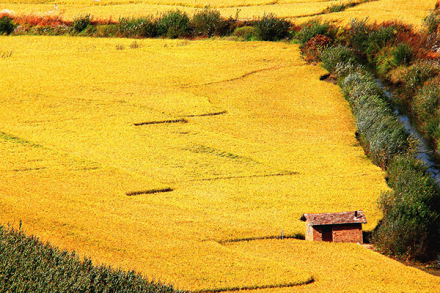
[1,0,439,292]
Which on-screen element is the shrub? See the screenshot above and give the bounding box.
[253,13,291,41]
[94,24,119,37]
[118,16,157,38]
[403,61,439,93]
[320,45,356,72]
[334,61,367,79]
[301,34,332,62]
[191,9,228,37]
[30,24,71,36]
[375,47,396,77]
[157,10,191,38]
[296,19,334,47]
[412,79,440,123]
[366,26,396,57]
[347,18,371,52]
[426,116,440,143]
[359,107,411,167]
[341,71,384,108]
[328,3,346,13]
[324,0,361,14]
[0,15,16,35]
[392,42,413,66]
[341,71,411,168]
[423,9,440,34]
[232,26,257,41]
[72,14,92,33]
[374,154,440,261]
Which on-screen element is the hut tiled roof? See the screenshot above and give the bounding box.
[299,210,367,226]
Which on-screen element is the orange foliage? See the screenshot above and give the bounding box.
[13,14,69,27]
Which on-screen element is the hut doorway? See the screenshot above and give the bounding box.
[322,226,333,242]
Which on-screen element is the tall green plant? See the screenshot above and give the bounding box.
[320,45,356,72]
[403,61,439,94]
[341,70,412,168]
[157,10,191,38]
[253,13,291,41]
[423,9,440,34]
[72,14,92,33]
[0,15,15,35]
[119,16,157,37]
[296,19,335,47]
[374,155,440,261]
[0,226,183,292]
[365,26,396,57]
[393,43,413,66]
[192,9,228,37]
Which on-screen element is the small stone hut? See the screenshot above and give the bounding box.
[299,210,367,243]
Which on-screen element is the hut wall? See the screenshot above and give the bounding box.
[332,223,363,243]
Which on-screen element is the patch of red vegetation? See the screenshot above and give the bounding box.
[13,14,71,27]
[301,34,332,62]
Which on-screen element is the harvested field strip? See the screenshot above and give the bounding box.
[134,118,188,126]
[126,188,174,196]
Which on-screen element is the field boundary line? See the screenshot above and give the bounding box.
[217,233,305,244]
[188,171,297,181]
[192,278,314,293]
[134,118,188,126]
[125,188,173,196]
[183,110,227,118]
[182,65,287,88]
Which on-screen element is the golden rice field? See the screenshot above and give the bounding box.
[1,0,440,291]
[1,35,439,292]
[0,0,437,29]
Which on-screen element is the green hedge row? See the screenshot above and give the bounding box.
[0,10,292,41]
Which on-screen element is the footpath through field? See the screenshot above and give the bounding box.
[1,35,439,291]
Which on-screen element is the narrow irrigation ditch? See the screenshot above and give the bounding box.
[377,79,440,183]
